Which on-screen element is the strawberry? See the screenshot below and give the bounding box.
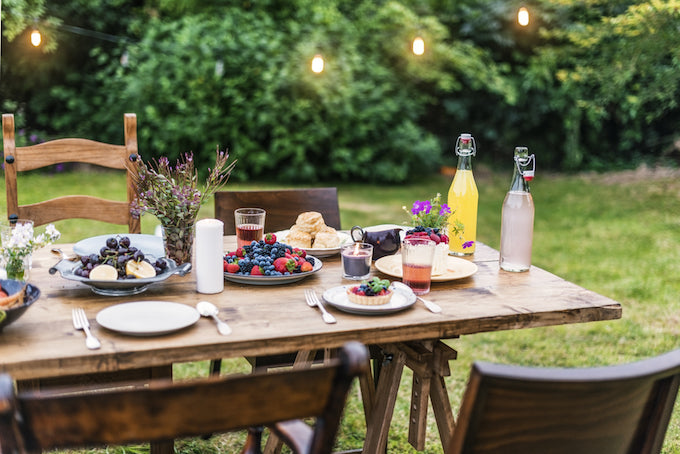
[223,260,228,272]
[429,232,441,244]
[250,266,264,276]
[274,257,296,273]
[235,247,245,257]
[440,234,449,244]
[292,247,306,258]
[264,233,277,245]
[300,261,313,272]
[225,262,240,274]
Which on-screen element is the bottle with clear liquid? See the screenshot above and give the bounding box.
[448,133,478,256]
[500,147,535,272]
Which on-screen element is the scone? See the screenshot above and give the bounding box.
[286,227,313,248]
[295,211,325,236]
[346,277,393,306]
[313,229,340,248]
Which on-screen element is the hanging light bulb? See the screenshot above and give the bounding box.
[30,28,42,47]
[412,36,425,56]
[311,54,324,74]
[517,7,530,27]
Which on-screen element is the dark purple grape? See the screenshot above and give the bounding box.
[80,256,89,265]
[88,254,99,264]
[106,237,118,249]
[155,258,167,270]
[81,269,90,278]
[117,255,128,267]
[133,250,145,262]
[100,246,109,256]
[117,247,128,255]
[119,236,131,248]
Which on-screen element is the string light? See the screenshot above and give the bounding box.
[311,54,324,74]
[30,28,42,47]
[517,7,530,27]
[412,36,425,56]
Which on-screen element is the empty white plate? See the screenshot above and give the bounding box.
[96,301,199,336]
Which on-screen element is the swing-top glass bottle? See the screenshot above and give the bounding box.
[499,147,535,272]
[447,133,478,256]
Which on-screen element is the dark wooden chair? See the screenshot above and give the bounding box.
[0,342,368,454]
[213,187,342,373]
[2,112,141,233]
[447,348,680,454]
[215,188,341,235]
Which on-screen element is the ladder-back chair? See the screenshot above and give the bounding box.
[0,342,368,454]
[447,348,680,454]
[2,113,141,233]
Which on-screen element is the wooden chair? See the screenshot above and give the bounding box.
[447,348,680,454]
[0,341,368,454]
[2,113,141,233]
[215,188,341,235]
[213,187,342,373]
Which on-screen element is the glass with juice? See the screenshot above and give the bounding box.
[401,237,435,295]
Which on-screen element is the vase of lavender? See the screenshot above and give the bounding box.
[129,148,236,266]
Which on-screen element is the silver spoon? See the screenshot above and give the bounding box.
[392,281,442,313]
[196,301,232,335]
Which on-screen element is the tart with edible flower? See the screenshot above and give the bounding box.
[347,277,393,306]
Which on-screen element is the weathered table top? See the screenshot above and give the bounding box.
[0,239,622,381]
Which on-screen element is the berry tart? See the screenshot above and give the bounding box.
[346,277,393,306]
[404,227,449,275]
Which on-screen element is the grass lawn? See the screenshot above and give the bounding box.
[3,166,680,453]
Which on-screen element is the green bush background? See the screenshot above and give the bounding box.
[2,0,680,181]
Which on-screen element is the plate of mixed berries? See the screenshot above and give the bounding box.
[223,237,322,285]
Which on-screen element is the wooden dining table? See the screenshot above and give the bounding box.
[0,237,622,453]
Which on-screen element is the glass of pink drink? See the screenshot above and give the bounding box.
[401,237,436,295]
[234,208,266,248]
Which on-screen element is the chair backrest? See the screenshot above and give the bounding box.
[2,113,141,233]
[447,349,680,454]
[215,188,341,235]
[0,341,368,454]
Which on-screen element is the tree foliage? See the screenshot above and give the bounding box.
[1,0,679,180]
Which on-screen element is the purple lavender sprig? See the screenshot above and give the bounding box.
[129,147,236,227]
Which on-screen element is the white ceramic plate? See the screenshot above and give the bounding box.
[274,230,353,258]
[96,301,200,336]
[73,234,164,258]
[374,254,478,281]
[322,285,416,315]
[223,255,323,285]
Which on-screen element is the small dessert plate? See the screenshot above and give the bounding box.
[322,285,416,315]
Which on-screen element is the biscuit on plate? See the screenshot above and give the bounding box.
[286,228,312,248]
[294,211,325,236]
[313,230,340,248]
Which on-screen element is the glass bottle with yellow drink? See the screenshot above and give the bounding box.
[447,133,478,256]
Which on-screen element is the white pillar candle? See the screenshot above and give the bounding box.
[195,219,224,294]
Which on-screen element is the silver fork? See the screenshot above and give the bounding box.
[305,288,337,324]
[72,308,101,350]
